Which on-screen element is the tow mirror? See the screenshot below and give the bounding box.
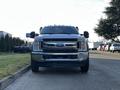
[30,31,36,38]
[26,31,39,38]
[84,31,89,38]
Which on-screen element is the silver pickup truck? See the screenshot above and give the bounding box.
[28,25,89,73]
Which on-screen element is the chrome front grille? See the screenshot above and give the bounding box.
[42,41,78,53]
[43,42,77,48]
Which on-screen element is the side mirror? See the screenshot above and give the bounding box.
[84,31,89,38]
[30,31,36,38]
[26,31,39,38]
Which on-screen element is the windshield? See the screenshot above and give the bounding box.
[40,26,79,34]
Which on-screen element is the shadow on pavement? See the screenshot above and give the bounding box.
[36,67,83,75]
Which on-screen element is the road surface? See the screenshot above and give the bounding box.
[5,53,120,90]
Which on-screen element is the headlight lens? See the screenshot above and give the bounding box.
[32,41,42,51]
[78,40,87,51]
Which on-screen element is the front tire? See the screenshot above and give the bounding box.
[31,61,39,72]
[80,59,89,73]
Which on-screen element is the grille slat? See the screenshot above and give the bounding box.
[43,38,78,41]
[43,49,78,53]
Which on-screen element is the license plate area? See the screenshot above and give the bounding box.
[43,55,78,59]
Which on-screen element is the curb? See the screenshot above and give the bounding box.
[0,65,30,90]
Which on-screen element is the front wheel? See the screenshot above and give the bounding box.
[31,61,39,72]
[80,59,89,73]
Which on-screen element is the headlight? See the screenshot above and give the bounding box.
[32,41,42,51]
[78,40,87,51]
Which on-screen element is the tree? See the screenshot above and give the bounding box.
[104,0,120,23]
[94,0,120,41]
[0,37,5,51]
[0,35,26,52]
[4,34,9,51]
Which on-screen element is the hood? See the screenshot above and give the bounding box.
[35,34,82,41]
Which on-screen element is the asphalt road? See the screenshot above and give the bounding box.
[5,53,120,90]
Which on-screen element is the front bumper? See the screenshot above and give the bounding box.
[31,52,88,61]
[31,52,89,67]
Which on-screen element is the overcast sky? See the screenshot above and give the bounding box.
[0,0,111,41]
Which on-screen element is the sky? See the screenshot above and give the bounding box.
[0,0,111,41]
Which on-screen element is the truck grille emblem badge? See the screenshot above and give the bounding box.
[56,43,64,47]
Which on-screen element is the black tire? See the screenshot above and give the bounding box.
[81,59,89,73]
[31,61,39,72]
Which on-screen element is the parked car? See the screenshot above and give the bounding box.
[110,43,120,52]
[13,46,31,53]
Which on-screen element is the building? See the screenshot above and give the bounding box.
[0,31,12,38]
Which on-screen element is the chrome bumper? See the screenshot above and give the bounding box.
[31,52,89,62]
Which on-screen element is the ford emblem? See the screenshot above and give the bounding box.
[56,43,64,47]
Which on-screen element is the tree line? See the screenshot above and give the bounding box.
[95,0,120,42]
[0,34,26,52]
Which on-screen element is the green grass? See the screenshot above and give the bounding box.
[0,53,30,79]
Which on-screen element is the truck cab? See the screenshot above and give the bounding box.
[30,25,89,73]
